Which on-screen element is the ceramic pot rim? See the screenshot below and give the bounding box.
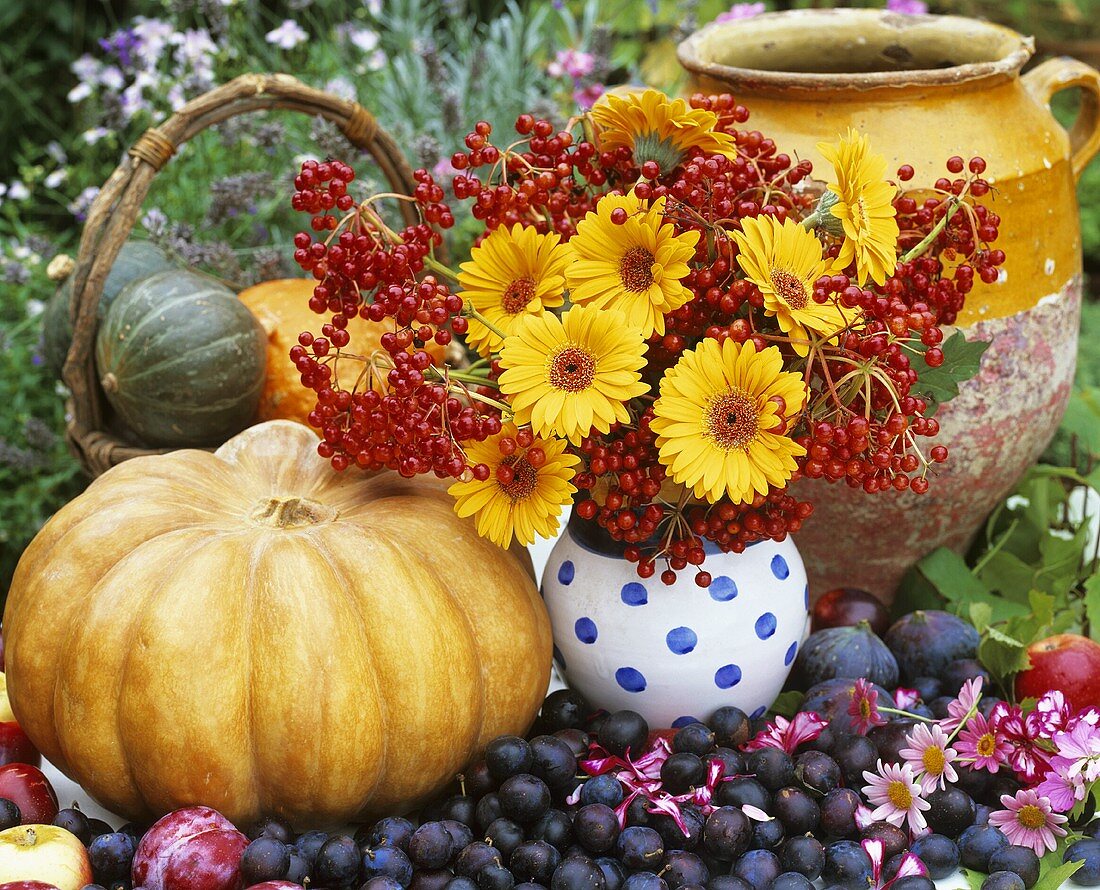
[677,9,1035,95]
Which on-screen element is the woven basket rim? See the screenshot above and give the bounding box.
[62,72,423,478]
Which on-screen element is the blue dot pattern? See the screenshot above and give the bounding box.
[575,617,598,644]
[771,554,790,580]
[715,664,742,689]
[621,582,648,606]
[750,705,767,720]
[709,575,738,602]
[547,541,806,725]
[666,626,698,655]
[616,667,647,693]
[717,664,743,690]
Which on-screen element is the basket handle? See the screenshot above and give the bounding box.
[63,73,420,471]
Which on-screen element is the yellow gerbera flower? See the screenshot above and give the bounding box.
[733,215,857,356]
[457,223,569,357]
[499,304,649,446]
[651,338,808,504]
[566,191,699,337]
[449,423,580,548]
[817,129,900,286]
[590,88,737,172]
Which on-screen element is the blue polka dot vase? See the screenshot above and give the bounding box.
[541,514,810,728]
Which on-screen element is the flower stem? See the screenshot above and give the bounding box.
[424,254,460,282]
[464,305,509,341]
[879,706,933,723]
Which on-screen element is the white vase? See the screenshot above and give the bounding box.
[540,516,810,728]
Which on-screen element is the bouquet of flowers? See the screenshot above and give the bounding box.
[288,88,1002,585]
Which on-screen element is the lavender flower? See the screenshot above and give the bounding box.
[265,19,309,50]
[68,187,100,222]
[886,0,929,13]
[411,134,442,170]
[716,2,765,22]
[205,172,275,226]
[250,247,288,284]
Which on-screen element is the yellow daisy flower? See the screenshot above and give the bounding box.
[590,88,737,172]
[449,423,580,548]
[651,338,808,505]
[499,304,649,446]
[457,223,569,357]
[817,129,900,286]
[566,191,699,337]
[733,215,857,356]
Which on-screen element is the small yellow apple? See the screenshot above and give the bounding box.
[0,826,92,890]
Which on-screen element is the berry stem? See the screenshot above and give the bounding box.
[900,191,965,263]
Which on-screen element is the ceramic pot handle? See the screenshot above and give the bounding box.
[1023,56,1100,181]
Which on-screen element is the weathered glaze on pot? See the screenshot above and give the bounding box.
[680,10,1100,600]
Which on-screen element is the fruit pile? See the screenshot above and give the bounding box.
[1,595,1098,890]
[0,676,1094,890]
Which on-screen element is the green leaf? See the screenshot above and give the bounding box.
[910,330,991,416]
[961,869,985,890]
[769,691,804,719]
[1033,854,1085,890]
[1085,574,1100,642]
[908,547,994,609]
[969,602,993,634]
[978,627,1031,689]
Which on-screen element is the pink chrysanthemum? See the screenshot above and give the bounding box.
[956,711,1010,773]
[849,678,888,735]
[994,701,1051,784]
[744,712,828,754]
[939,676,983,734]
[1035,757,1087,814]
[862,760,930,834]
[899,723,959,794]
[893,687,921,710]
[987,789,1068,855]
[1053,719,1100,783]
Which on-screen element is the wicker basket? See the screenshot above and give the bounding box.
[63,73,420,478]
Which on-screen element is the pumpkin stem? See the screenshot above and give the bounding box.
[251,496,338,528]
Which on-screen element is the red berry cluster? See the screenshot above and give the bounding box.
[285,95,1002,586]
[289,159,502,476]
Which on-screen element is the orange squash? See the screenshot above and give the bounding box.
[239,279,447,425]
[3,421,551,826]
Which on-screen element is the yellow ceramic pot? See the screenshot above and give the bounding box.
[679,10,1100,601]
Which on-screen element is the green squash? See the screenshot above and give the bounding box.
[42,241,175,379]
[95,270,267,447]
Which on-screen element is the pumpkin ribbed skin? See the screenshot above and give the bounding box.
[43,241,175,379]
[95,269,266,447]
[3,421,551,826]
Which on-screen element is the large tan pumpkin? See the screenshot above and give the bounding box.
[3,421,552,826]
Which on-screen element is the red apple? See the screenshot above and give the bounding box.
[245,884,302,889]
[0,882,62,889]
[0,767,56,825]
[811,587,891,636]
[0,825,92,890]
[1015,633,1100,710]
[132,807,247,890]
[0,678,38,769]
